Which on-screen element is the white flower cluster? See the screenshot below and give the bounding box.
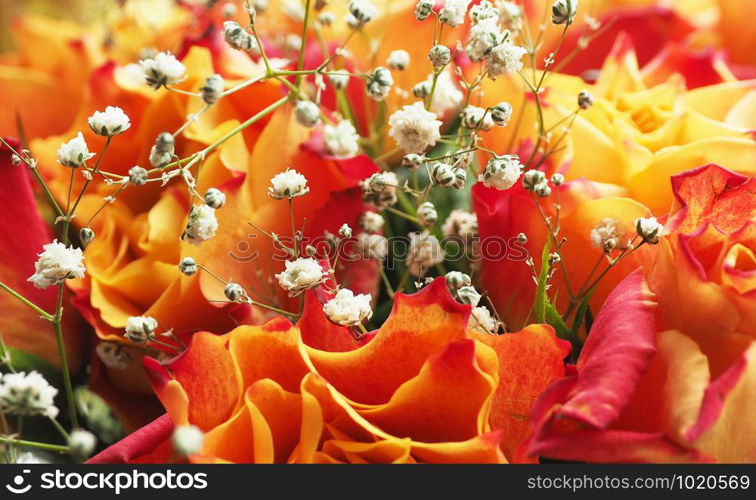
[139,51,186,89]
[388,102,442,154]
[590,218,628,253]
[57,132,95,168]
[28,240,86,289]
[439,0,472,27]
[88,106,131,137]
[479,155,523,190]
[182,205,218,246]
[407,231,444,277]
[124,315,158,344]
[275,257,326,295]
[324,120,360,158]
[0,371,59,418]
[323,288,373,326]
[268,168,310,199]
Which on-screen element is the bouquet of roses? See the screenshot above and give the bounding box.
[0,0,753,464]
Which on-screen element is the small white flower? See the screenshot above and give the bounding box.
[128,166,148,185]
[468,306,499,334]
[402,153,426,170]
[442,210,478,242]
[139,51,186,89]
[268,168,310,199]
[361,172,398,209]
[456,285,481,306]
[439,0,472,27]
[445,271,472,290]
[467,17,500,61]
[479,155,522,190]
[324,120,360,158]
[183,205,218,246]
[522,169,546,191]
[429,162,456,187]
[366,67,393,101]
[578,89,594,110]
[551,0,578,25]
[172,425,204,457]
[388,101,442,154]
[497,0,522,31]
[417,201,438,227]
[317,12,335,26]
[415,0,434,21]
[356,232,388,260]
[486,40,527,79]
[338,223,353,239]
[224,282,247,302]
[323,288,373,326]
[80,227,95,244]
[407,231,444,276]
[149,145,172,168]
[551,172,565,186]
[470,0,498,23]
[388,50,410,70]
[328,70,350,90]
[68,429,97,458]
[149,132,175,168]
[201,74,225,104]
[0,371,58,418]
[57,132,95,168]
[88,106,131,136]
[224,21,258,52]
[124,315,158,344]
[348,0,378,25]
[428,44,451,68]
[204,187,226,209]
[275,257,326,295]
[534,181,552,198]
[635,217,663,244]
[179,257,198,276]
[590,218,628,253]
[359,212,384,234]
[294,100,320,128]
[490,101,513,127]
[28,240,85,289]
[461,105,494,131]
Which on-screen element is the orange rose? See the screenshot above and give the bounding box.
[91,278,569,463]
[528,165,756,462]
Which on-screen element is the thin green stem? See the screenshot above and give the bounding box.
[0,436,69,454]
[53,285,78,428]
[0,282,53,321]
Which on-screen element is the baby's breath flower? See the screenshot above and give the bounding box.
[224,21,257,52]
[327,70,350,89]
[429,162,456,187]
[172,425,204,458]
[534,181,552,198]
[388,101,442,154]
[128,165,148,185]
[439,0,472,27]
[426,70,464,116]
[253,0,268,13]
[359,211,384,234]
[497,1,522,31]
[179,257,198,276]
[323,288,373,326]
[578,89,594,110]
[467,17,500,61]
[522,169,546,191]
[10,154,21,166]
[0,371,58,418]
[461,105,494,131]
[453,167,467,189]
[551,0,578,25]
[408,232,444,277]
[356,232,388,260]
[224,282,246,302]
[294,100,320,128]
[485,40,527,79]
[28,240,85,289]
[479,155,522,190]
[366,67,393,101]
[402,153,425,170]
[442,210,478,242]
[490,101,513,126]
[590,218,627,253]
[80,227,95,244]
[387,50,410,70]
[635,217,663,244]
[468,306,499,334]
[149,145,171,168]
[57,132,95,168]
[139,51,186,89]
[275,257,325,295]
[182,205,218,246]
[339,223,353,239]
[348,0,378,25]
[124,316,158,344]
[417,201,438,227]
[361,172,398,209]
[88,106,131,136]
[95,342,131,370]
[445,271,472,290]
[428,44,451,68]
[68,429,97,458]
[415,0,434,21]
[456,285,481,306]
[412,80,431,99]
[268,168,310,199]
[204,188,226,209]
[317,12,335,26]
[200,74,225,105]
[324,120,360,158]
[551,172,565,186]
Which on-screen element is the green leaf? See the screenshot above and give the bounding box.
[570,288,597,339]
[4,347,63,388]
[544,301,574,342]
[532,239,552,323]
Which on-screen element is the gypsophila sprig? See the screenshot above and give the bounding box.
[88,106,131,137]
[124,316,158,344]
[439,0,472,27]
[68,429,97,458]
[357,232,388,260]
[200,74,225,104]
[182,205,219,246]
[479,155,523,190]
[179,257,198,276]
[486,40,527,78]
[0,371,59,418]
[140,51,186,89]
[407,232,444,277]
[324,120,360,158]
[294,100,320,128]
[388,50,410,70]
[323,288,373,327]
[28,240,86,289]
[57,132,95,168]
[268,169,310,199]
[636,217,663,244]
[366,67,393,101]
[388,101,442,154]
[275,257,326,295]
[551,0,578,25]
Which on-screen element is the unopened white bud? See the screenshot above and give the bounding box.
[551,173,565,186]
[10,154,21,166]
[318,12,335,26]
[359,212,384,234]
[490,102,513,127]
[412,80,431,98]
[295,100,320,128]
[415,0,434,21]
[456,285,481,307]
[200,74,225,104]
[348,0,378,26]
[430,162,456,187]
[388,50,410,70]
[124,316,158,344]
[328,70,350,89]
[172,425,204,457]
[68,429,97,458]
[428,45,451,68]
[224,282,246,302]
[128,165,148,185]
[534,181,552,198]
[402,153,425,170]
[338,223,353,239]
[445,271,472,290]
[224,21,258,52]
[635,217,663,244]
[179,257,198,276]
[366,67,393,101]
[551,0,578,25]
[522,169,547,191]
[204,187,226,209]
[461,105,494,131]
[417,201,438,227]
[154,132,174,153]
[578,89,594,110]
[80,227,95,244]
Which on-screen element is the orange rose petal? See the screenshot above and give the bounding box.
[199,404,255,463]
[245,379,303,463]
[296,291,363,352]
